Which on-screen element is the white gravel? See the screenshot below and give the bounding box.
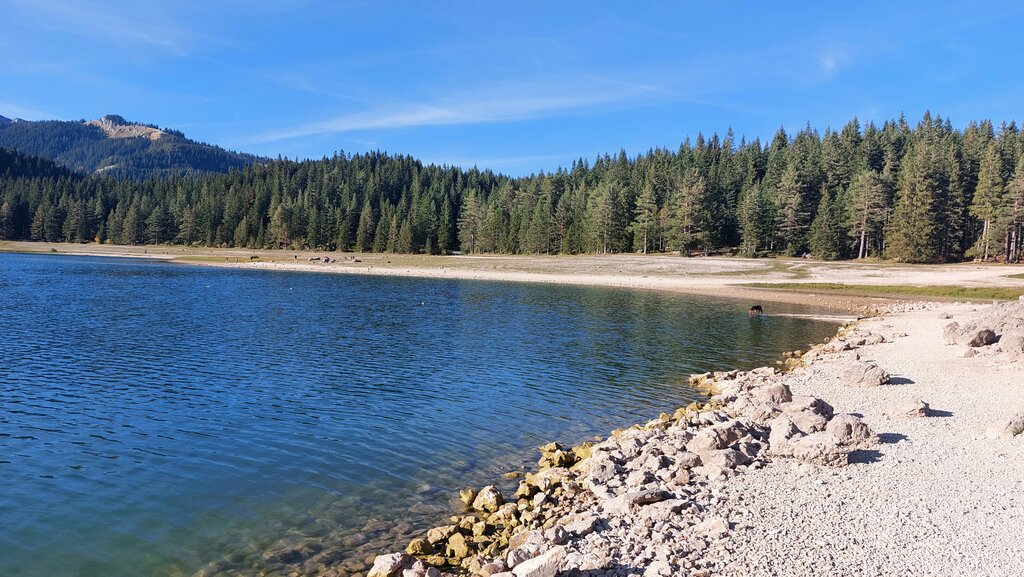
[710,304,1024,577]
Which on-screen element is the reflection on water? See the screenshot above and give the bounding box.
[0,253,837,577]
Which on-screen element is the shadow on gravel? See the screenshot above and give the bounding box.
[888,376,916,385]
[878,433,908,444]
[849,449,883,464]
[929,409,954,417]
[564,565,644,576]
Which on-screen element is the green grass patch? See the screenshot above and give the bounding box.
[742,282,1024,301]
[1007,273,1024,280]
[717,260,812,279]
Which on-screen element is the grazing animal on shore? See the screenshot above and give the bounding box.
[749,305,764,316]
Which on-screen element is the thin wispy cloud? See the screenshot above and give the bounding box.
[254,81,661,143]
[0,100,58,120]
[6,0,191,53]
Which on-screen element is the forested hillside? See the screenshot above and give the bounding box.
[1,112,1022,263]
[0,115,261,179]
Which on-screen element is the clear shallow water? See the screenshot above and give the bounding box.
[0,253,838,577]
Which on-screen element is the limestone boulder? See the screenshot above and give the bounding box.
[782,396,835,419]
[998,330,1024,361]
[986,412,1024,439]
[891,399,932,418]
[787,432,849,466]
[751,383,793,405]
[511,545,566,577]
[959,328,997,348]
[841,360,890,387]
[367,553,414,577]
[685,419,747,454]
[471,485,504,513]
[824,413,879,449]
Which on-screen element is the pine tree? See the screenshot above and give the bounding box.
[846,169,887,258]
[774,179,804,255]
[527,194,552,254]
[146,204,174,244]
[969,142,1006,260]
[668,169,708,255]
[1006,159,1024,263]
[630,182,657,254]
[1,199,15,240]
[887,146,941,263]
[809,188,843,260]
[457,189,484,253]
[738,185,774,256]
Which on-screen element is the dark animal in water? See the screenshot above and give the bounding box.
[749,305,764,316]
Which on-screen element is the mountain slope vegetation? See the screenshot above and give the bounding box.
[0,115,261,179]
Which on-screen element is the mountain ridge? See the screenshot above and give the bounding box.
[0,114,264,179]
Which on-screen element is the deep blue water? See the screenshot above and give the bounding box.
[0,253,837,577]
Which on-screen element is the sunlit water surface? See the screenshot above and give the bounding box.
[0,253,838,577]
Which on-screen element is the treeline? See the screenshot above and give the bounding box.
[1,112,1023,263]
[0,117,261,179]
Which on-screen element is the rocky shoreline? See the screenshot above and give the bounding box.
[360,297,1024,577]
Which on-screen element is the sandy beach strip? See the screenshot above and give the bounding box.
[5,241,1024,314]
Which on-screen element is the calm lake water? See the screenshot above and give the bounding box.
[0,253,838,577]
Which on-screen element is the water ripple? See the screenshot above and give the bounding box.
[0,253,838,577]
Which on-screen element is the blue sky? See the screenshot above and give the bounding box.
[2,1,1024,176]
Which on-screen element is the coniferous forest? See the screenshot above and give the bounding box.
[2,112,1024,263]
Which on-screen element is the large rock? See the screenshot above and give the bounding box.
[703,448,750,469]
[986,412,1024,439]
[603,490,667,516]
[959,328,997,348]
[841,360,890,387]
[405,538,433,556]
[768,416,802,450]
[998,330,1024,361]
[891,399,932,418]
[446,533,470,559]
[425,525,458,545]
[685,419,747,454]
[691,517,730,539]
[782,396,835,419]
[824,414,879,449]
[471,485,504,512]
[943,322,961,345]
[789,410,828,434]
[752,383,793,405]
[787,433,849,466]
[511,545,566,577]
[368,553,414,577]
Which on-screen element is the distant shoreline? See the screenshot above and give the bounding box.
[3,240,1023,315]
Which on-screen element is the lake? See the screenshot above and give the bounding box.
[0,253,838,577]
